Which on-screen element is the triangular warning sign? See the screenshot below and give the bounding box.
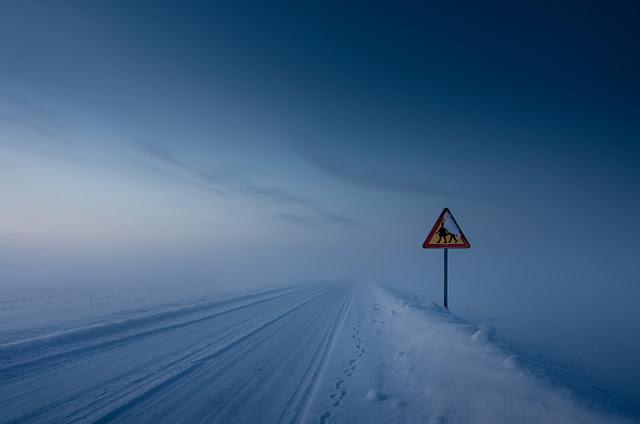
[422,208,470,249]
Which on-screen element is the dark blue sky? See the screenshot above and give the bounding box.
[1,0,640,414]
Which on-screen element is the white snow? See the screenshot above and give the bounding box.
[353,285,632,423]
[0,282,633,423]
[443,211,461,236]
[366,388,387,402]
[303,284,633,423]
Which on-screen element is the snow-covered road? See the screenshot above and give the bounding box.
[0,283,633,423]
[0,283,353,423]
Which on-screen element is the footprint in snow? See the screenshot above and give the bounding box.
[320,411,331,423]
[366,388,387,402]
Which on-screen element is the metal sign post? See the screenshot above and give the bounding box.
[422,208,469,309]
[444,248,448,308]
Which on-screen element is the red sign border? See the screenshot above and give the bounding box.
[422,208,470,249]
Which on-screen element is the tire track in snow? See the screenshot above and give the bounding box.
[184,286,352,424]
[91,285,353,424]
[318,302,367,423]
[278,286,353,424]
[83,285,342,423]
[0,284,338,424]
[0,286,304,352]
[0,285,318,382]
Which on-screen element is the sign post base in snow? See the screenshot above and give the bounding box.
[423,208,470,309]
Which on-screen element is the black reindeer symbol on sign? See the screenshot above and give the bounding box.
[437,224,459,244]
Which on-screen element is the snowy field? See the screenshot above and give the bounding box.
[0,282,634,424]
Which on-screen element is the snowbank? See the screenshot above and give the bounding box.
[370,285,632,424]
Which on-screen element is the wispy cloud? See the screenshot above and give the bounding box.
[0,90,67,144]
[136,142,357,227]
[270,213,318,228]
[305,153,453,196]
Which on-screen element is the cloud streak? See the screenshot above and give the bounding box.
[270,213,318,228]
[137,142,357,227]
[299,149,455,196]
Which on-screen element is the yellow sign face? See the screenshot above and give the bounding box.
[422,208,470,249]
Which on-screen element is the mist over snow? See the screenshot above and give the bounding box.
[1,0,640,422]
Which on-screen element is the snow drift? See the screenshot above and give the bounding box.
[363,285,632,424]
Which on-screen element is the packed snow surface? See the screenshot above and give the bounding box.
[0,282,632,423]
